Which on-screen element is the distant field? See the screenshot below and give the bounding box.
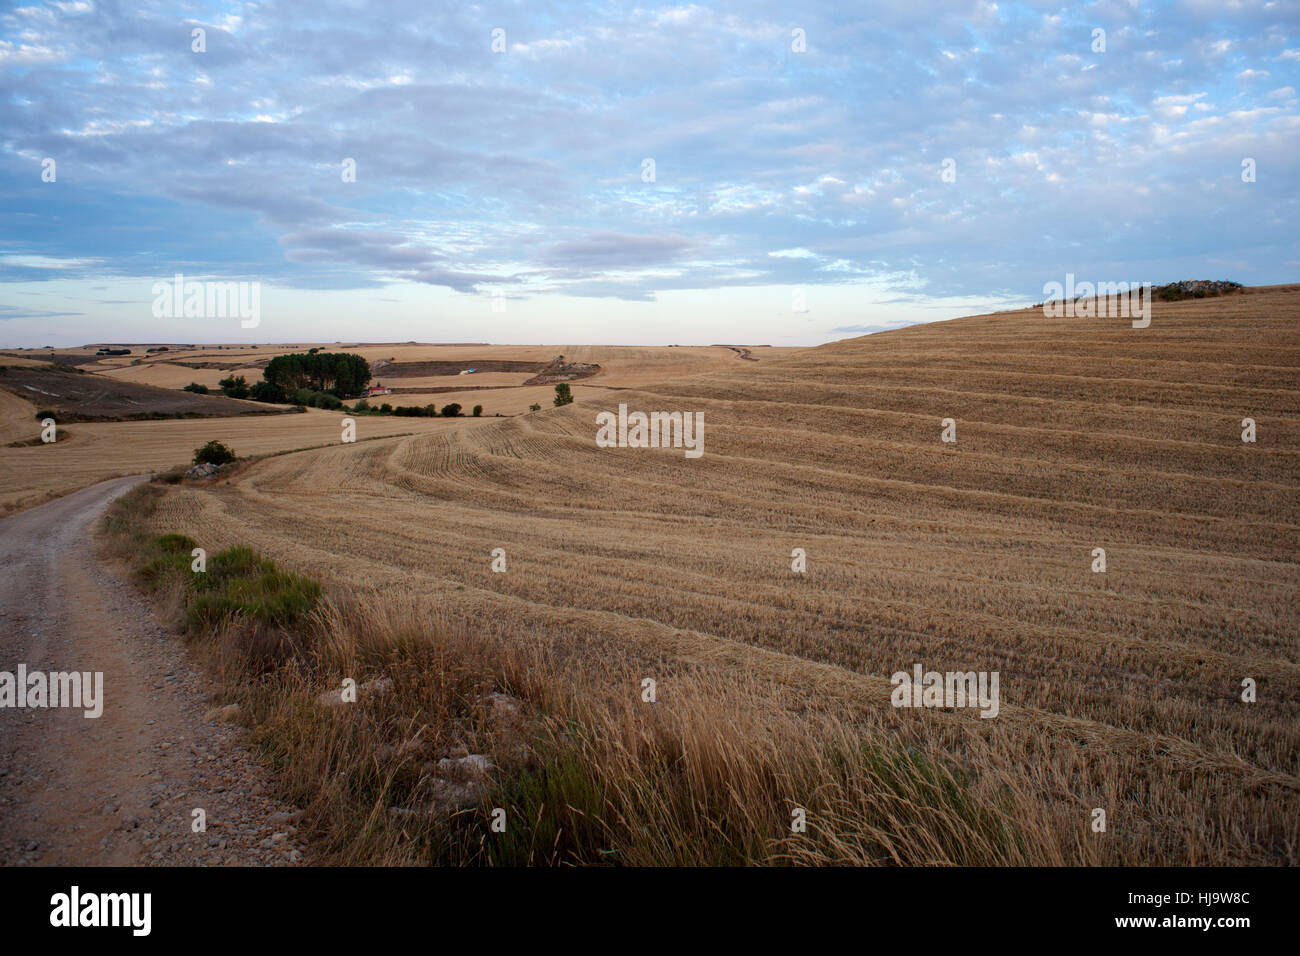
[0,344,775,514]
[49,344,770,411]
[0,397,454,515]
[98,363,267,390]
[134,285,1300,864]
[0,363,289,422]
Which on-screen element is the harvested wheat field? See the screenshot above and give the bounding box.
[0,403,456,515]
[134,285,1299,865]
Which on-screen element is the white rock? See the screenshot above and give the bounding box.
[315,677,394,708]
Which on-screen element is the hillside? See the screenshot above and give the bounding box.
[0,363,288,422]
[138,285,1300,864]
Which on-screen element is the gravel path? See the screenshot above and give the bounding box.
[0,476,310,866]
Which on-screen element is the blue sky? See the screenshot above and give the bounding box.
[1,0,1297,347]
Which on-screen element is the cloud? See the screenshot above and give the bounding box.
[0,0,1296,322]
[542,233,699,269]
[0,304,83,320]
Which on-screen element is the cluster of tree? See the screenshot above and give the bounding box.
[262,352,371,397]
[194,352,373,407]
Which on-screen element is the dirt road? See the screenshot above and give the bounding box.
[0,477,307,866]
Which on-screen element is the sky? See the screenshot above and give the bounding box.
[0,0,1297,347]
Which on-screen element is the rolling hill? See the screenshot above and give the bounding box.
[132,285,1300,864]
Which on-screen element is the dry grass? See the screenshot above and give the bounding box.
[104,495,1062,867]
[114,286,1300,864]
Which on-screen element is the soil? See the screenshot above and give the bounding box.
[0,476,309,866]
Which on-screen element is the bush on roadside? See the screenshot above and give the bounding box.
[193,439,237,467]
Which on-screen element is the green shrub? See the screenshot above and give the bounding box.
[440,403,462,418]
[217,374,249,399]
[182,382,209,394]
[472,404,483,417]
[185,546,321,631]
[553,383,573,407]
[193,439,237,466]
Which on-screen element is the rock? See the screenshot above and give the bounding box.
[483,691,521,717]
[436,754,493,778]
[373,727,427,761]
[315,677,394,708]
[267,810,302,825]
[388,806,430,822]
[202,703,241,723]
[425,778,479,809]
[185,462,220,479]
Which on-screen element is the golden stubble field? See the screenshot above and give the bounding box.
[0,344,764,513]
[117,288,1300,863]
[0,404,457,514]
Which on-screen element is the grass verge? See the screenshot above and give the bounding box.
[102,481,1043,866]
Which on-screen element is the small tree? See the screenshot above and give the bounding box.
[529,403,541,412]
[193,439,237,467]
[440,402,462,418]
[182,382,209,394]
[553,383,573,406]
[472,404,483,417]
[217,374,249,399]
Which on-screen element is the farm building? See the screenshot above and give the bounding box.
[363,382,393,397]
